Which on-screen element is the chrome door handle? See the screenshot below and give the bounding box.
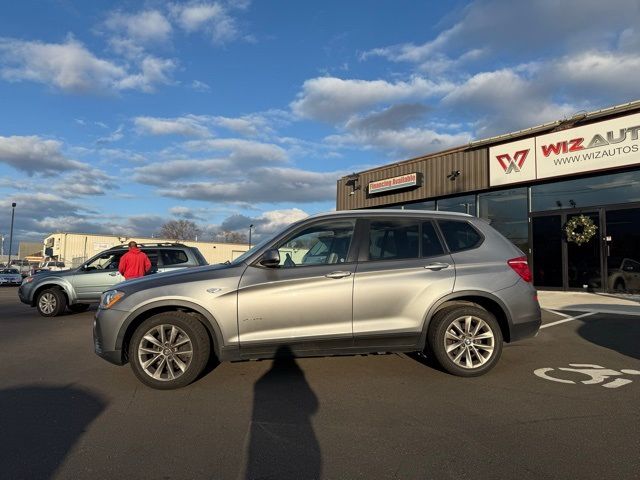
[325,271,352,279]
[109,272,119,276]
[424,263,450,271]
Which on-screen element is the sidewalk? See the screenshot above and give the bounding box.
[538,290,640,316]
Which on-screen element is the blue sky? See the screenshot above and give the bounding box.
[1,0,639,249]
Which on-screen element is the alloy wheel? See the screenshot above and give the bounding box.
[137,324,193,381]
[443,315,495,369]
[38,293,57,315]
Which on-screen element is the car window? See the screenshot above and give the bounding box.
[369,220,420,261]
[438,220,482,252]
[422,221,445,257]
[55,262,65,268]
[159,249,188,267]
[275,220,355,267]
[1,269,19,274]
[84,252,123,271]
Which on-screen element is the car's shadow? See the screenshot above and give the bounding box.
[577,314,640,360]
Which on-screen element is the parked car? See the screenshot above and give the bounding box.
[38,260,67,272]
[0,268,23,286]
[8,259,32,277]
[18,243,208,317]
[607,257,640,293]
[93,210,541,389]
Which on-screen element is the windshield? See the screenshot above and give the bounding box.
[1,269,19,274]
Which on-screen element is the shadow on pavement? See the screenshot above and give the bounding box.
[0,385,106,479]
[578,315,640,360]
[244,346,321,480]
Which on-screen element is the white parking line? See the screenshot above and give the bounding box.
[543,308,571,319]
[540,311,596,329]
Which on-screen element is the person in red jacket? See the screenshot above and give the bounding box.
[118,241,151,280]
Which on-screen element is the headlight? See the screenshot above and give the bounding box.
[100,290,125,309]
[22,276,34,285]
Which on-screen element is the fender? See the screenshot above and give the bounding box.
[418,289,514,349]
[116,299,227,359]
[31,278,76,305]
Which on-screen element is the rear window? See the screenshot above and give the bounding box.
[438,220,482,252]
[160,249,189,266]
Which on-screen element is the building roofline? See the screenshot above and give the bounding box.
[43,232,249,247]
[340,99,640,179]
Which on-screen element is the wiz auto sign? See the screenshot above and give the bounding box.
[489,112,640,186]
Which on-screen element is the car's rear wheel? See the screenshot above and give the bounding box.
[68,303,90,313]
[427,305,503,377]
[36,288,67,317]
[129,311,211,389]
[613,279,626,292]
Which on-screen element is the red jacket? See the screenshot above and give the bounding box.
[118,247,151,280]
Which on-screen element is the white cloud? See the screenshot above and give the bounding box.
[96,125,124,144]
[191,79,211,91]
[0,37,175,94]
[105,10,172,45]
[0,135,88,175]
[184,138,288,163]
[291,76,453,122]
[217,208,308,238]
[170,2,241,44]
[134,115,211,137]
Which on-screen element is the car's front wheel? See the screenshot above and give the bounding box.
[427,305,503,377]
[36,288,67,317]
[129,312,211,389]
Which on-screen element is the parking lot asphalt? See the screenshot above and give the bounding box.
[0,286,638,480]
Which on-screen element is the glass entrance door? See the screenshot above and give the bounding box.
[604,207,640,293]
[566,211,601,290]
[531,210,603,291]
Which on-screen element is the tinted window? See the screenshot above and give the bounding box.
[422,222,445,257]
[159,249,186,266]
[276,220,355,267]
[438,220,482,252]
[369,221,419,260]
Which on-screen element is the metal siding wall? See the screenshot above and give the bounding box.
[337,149,488,210]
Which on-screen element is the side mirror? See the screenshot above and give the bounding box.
[259,249,280,268]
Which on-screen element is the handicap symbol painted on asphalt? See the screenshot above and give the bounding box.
[534,364,640,389]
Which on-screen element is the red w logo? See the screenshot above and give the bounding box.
[496,149,529,174]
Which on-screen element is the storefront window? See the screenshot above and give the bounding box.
[531,169,640,211]
[404,200,436,210]
[479,188,529,253]
[437,195,476,215]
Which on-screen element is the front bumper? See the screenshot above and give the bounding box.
[93,307,129,365]
[17,283,32,303]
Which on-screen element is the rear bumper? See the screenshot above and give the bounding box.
[495,281,541,342]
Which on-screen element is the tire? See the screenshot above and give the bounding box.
[68,303,90,313]
[427,305,503,377]
[36,288,67,317]
[129,311,211,389]
[613,280,626,293]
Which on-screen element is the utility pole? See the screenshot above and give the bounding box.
[7,202,16,265]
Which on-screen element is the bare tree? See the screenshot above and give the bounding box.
[159,220,201,241]
[214,231,248,244]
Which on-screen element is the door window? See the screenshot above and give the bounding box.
[422,222,445,257]
[369,221,420,260]
[275,220,355,267]
[83,252,123,272]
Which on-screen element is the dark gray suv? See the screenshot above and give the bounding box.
[19,243,208,317]
[94,211,541,389]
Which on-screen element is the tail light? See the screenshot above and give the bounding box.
[508,256,532,283]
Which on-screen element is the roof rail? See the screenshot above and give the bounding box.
[112,242,187,248]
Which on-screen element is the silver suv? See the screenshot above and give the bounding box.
[94,211,541,389]
[19,243,208,317]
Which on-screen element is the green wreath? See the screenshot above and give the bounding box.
[564,215,597,245]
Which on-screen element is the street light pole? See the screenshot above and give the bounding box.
[248,224,254,249]
[7,202,16,265]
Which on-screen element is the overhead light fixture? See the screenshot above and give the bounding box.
[345,173,361,195]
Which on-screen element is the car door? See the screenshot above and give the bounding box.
[237,218,358,355]
[72,251,124,300]
[352,218,455,346]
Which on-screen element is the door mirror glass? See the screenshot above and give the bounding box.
[259,249,280,268]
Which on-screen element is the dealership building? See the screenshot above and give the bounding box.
[337,101,640,293]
